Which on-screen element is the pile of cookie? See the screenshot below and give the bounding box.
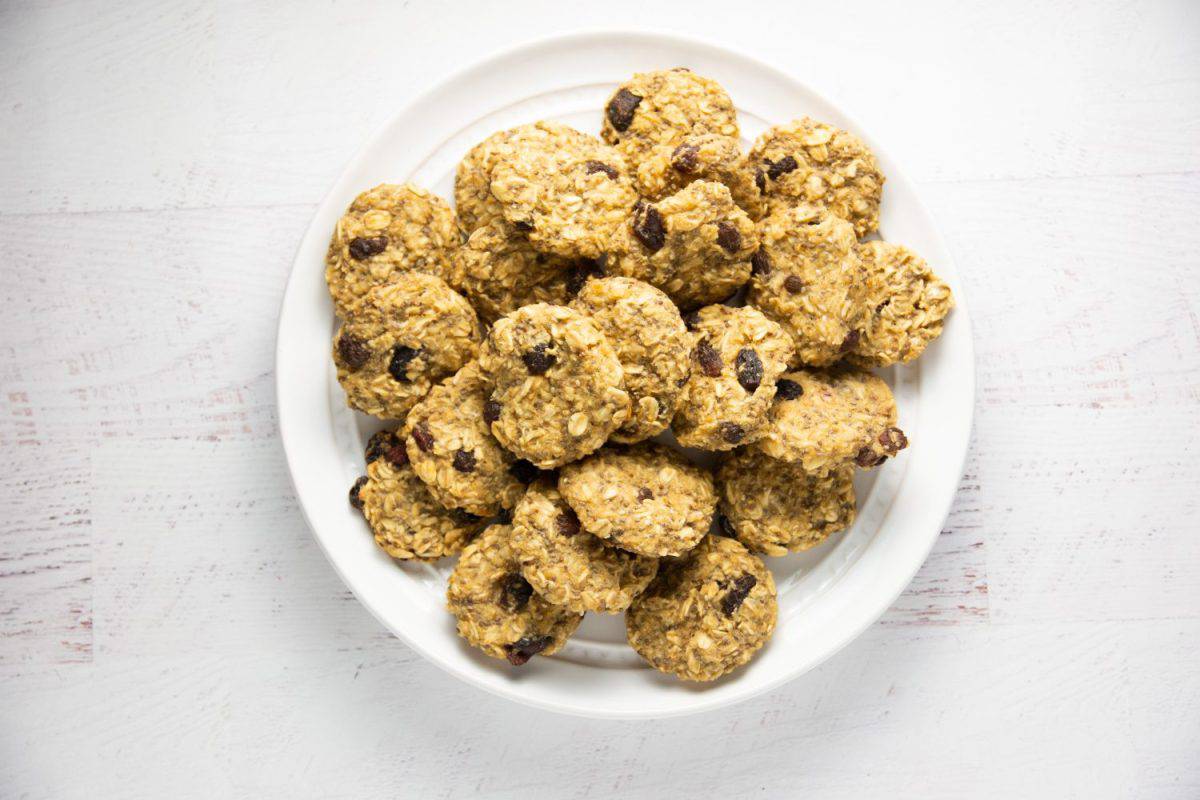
[326,68,953,682]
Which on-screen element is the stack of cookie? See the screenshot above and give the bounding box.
[325,67,954,682]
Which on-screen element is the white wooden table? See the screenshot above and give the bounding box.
[2,1,1197,797]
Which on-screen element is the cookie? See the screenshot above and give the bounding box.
[611,181,758,309]
[717,449,856,556]
[559,442,716,558]
[351,429,488,561]
[671,304,794,451]
[747,204,868,367]
[601,68,739,168]
[456,218,581,324]
[755,368,908,471]
[511,481,658,613]
[570,277,691,442]
[402,361,529,517]
[634,133,767,220]
[333,273,483,419]
[478,303,631,468]
[626,535,776,682]
[488,124,637,260]
[325,183,464,316]
[848,241,954,367]
[446,523,584,665]
[748,117,884,238]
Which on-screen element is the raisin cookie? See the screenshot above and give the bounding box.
[601,68,739,168]
[478,303,631,468]
[325,183,463,316]
[634,133,766,220]
[717,449,856,556]
[446,523,584,665]
[672,304,794,451]
[559,442,717,558]
[626,535,776,682]
[848,241,955,367]
[755,368,908,471]
[749,117,884,238]
[350,429,487,561]
[611,181,758,309]
[570,277,691,442]
[456,218,581,324]
[748,204,868,368]
[333,273,483,419]
[511,481,658,614]
[488,125,637,260]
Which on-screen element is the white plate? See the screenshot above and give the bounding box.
[276,31,974,718]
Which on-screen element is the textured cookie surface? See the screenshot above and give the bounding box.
[456,219,580,324]
[634,133,766,220]
[626,535,776,681]
[559,442,716,558]
[333,273,482,419]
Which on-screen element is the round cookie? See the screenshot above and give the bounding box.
[488,124,637,260]
[446,523,584,665]
[570,277,691,442]
[671,304,794,451]
[325,183,464,316]
[333,273,483,419]
[511,481,658,614]
[350,429,488,561]
[477,303,631,468]
[848,241,955,367]
[748,204,868,367]
[402,361,528,517]
[626,535,776,682]
[754,368,909,471]
[611,181,758,310]
[559,443,716,558]
[634,133,767,220]
[456,219,579,324]
[601,68,739,167]
[749,117,885,238]
[716,449,856,556]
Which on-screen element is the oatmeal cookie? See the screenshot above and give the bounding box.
[634,133,766,220]
[626,535,776,682]
[748,204,868,367]
[488,125,637,260]
[755,368,908,471]
[456,218,581,324]
[402,361,528,517]
[446,523,584,665]
[601,68,739,168]
[848,241,954,367]
[478,303,631,468]
[749,117,884,238]
[559,442,716,558]
[511,481,658,614]
[325,183,463,316]
[570,277,690,442]
[717,449,856,556]
[333,273,483,419]
[671,304,794,451]
[350,429,488,561]
[611,181,758,309]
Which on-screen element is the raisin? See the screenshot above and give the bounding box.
[348,476,368,510]
[694,340,723,377]
[508,459,539,485]
[555,509,581,538]
[840,330,861,353]
[718,421,745,444]
[717,514,737,538]
[337,334,371,370]
[384,442,409,467]
[500,573,533,612]
[783,275,805,294]
[856,447,887,468]
[606,88,642,132]
[636,487,653,502]
[766,155,798,180]
[720,574,758,615]
[512,219,534,232]
[364,430,397,464]
[410,423,434,453]
[387,345,420,382]
[750,249,771,277]
[775,379,803,400]
[521,342,556,375]
[716,221,742,254]
[348,235,387,260]
[735,348,763,393]
[754,168,766,193]
[452,449,477,473]
[671,143,700,173]
[585,160,618,180]
[632,202,666,252]
[483,399,502,424]
[505,635,553,666]
[880,427,908,453]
